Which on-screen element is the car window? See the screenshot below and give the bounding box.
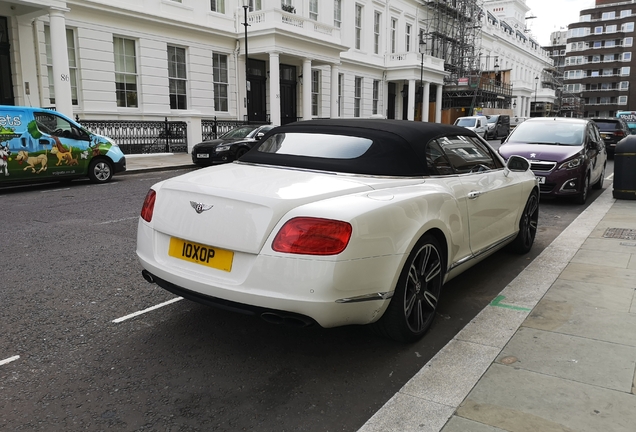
[33,112,80,138]
[507,121,585,146]
[222,126,257,139]
[455,118,477,127]
[425,140,455,175]
[434,135,498,174]
[257,133,372,158]
[593,120,621,131]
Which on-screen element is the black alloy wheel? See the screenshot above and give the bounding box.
[510,191,539,254]
[576,174,590,205]
[372,234,444,343]
[593,164,606,190]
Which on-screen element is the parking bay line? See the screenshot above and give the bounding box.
[0,355,20,366]
[112,297,183,323]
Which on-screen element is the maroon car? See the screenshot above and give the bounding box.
[498,118,607,204]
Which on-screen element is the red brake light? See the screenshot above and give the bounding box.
[615,130,625,137]
[272,217,352,255]
[140,189,156,222]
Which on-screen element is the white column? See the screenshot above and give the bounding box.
[302,59,312,120]
[49,8,73,117]
[330,64,339,118]
[269,52,281,126]
[407,79,416,121]
[382,74,389,118]
[435,84,443,123]
[421,81,430,122]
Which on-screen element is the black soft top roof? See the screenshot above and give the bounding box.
[240,119,477,176]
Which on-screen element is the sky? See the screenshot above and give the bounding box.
[524,0,596,45]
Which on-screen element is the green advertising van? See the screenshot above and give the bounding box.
[0,106,126,186]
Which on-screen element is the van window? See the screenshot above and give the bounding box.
[33,111,87,140]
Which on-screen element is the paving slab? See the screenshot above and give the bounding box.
[456,364,636,432]
[558,262,636,289]
[524,298,636,346]
[540,278,634,313]
[441,416,507,432]
[499,327,636,392]
[570,248,632,268]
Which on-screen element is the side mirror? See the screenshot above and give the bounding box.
[256,132,265,139]
[505,155,530,172]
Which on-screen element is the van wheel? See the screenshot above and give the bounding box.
[89,159,113,184]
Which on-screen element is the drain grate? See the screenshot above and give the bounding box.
[603,228,636,240]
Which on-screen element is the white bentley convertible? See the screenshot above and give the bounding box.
[136,119,539,342]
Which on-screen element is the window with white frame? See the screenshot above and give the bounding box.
[45,26,79,106]
[607,24,617,33]
[248,0,261,11]
[621,66,631,76]
[625,37,633,46]
[592,55,601,62]
[391,18,397,53]
[621,9,632,18]
[591,70,599,77]
[406,24,411,52]
[213,53,228,111]
[373,11,380,54]
[594,26,603,34]
[355,4,363,50]
[602,11,616,20]
[372,79,379,114]
[623,52,632,61]
[311,69,320,116]
[354,76,362,117]
[210,0,225,13]
[593,41,602,48]
[168,45,187,109]
[309,0,318,21]
[606,40,616,47]
[619,95,628,104]
[620,81,629,90]
[604,54,615,61]
[603,68,613,76]
[580,14,591,22]
[622,22,634,32]
[334,0,341,28]
[113,36,138,108]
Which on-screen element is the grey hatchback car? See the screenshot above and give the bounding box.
[498,118,607,204]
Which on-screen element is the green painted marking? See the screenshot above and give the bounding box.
[490,295,531,312]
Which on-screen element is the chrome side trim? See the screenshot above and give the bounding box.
[448,233,517,271]
[335,291,394,303]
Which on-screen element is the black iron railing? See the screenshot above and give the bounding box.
[76,116,187,154]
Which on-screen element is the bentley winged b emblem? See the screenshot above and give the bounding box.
[190,201,214,214]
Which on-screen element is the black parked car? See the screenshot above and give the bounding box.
[191,124,276,167]
[589,117,630,157]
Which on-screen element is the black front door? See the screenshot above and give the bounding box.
[0,17,14,106]
[247,59,267,122]
[387,83,396,119]
[279,65,297,125]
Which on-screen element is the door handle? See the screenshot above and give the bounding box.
[468,191,481,199]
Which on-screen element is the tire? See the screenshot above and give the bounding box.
[510,191,539,254]
[88,159,113,184]
[593,164,606,190]
[372,234,444,343]
[575,174,590,205]
[235,147,249,159]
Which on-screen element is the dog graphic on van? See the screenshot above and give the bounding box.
[61,152,79,166]
[0,144,10,176]
[51,136,73,166]
[16,150,48,174]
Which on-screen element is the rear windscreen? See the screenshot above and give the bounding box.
[594,121,621,132]
[257,133,373,158]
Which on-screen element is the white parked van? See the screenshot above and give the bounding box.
[454,116,488,138]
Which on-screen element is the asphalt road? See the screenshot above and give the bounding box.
[0,159,613,432]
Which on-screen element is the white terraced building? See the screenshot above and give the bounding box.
[0,0,555,150]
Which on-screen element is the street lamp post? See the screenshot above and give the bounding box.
[534,75,539,117]
[242,0,250,124]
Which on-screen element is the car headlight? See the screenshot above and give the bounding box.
[216,145,231,153]
[558,156,584,170]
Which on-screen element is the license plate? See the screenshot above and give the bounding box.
[168,237,233,272]
[196,153,210,158]
[537,176,546,184]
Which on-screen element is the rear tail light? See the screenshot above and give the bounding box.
[272,217,352,255]
[615,130,625,137]
[140,189,156,222]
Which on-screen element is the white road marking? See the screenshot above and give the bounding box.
[606,173,614,180]
[112,297,183,323]
[0,355,20,366]
[96,216,139,225]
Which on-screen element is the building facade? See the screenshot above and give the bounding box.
[0,0,556,150]
[565,0,636,118]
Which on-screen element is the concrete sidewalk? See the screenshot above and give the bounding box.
[360,187,636,432]
[125,153,636,432]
